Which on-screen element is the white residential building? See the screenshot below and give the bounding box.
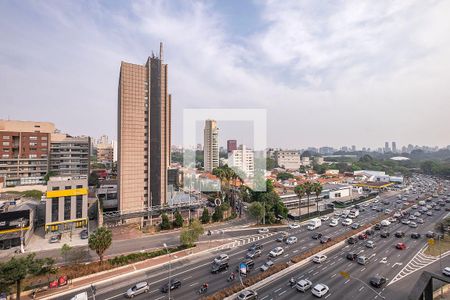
[228,145,254,178]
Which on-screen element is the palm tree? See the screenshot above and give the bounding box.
[294,185,306,219]
[312,182,323,216]
[303,181,314,218]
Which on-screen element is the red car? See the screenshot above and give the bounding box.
[396,242,407,250]
[358,233,368,240]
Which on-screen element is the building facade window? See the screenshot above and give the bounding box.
[51,198,59,222]
[2,142,9,146]
[3,136,10,140]
[76,195,83,218]
[65,186,71,190]
[64,196,71,220]
[52,187,59,191]
[1,154,8,158]
[29,136,38,140]
[76,185,83,189]
[29,154,37,158]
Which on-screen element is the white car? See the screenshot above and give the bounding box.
[342,218,352,226]
[126,282,149,298]
[214,254,229,264]
[288,223,300,229]
[329,219,338,227]
[258,228,269,234]
[312,254,327,264]
[443,267,450,276]
[312,283,329,297]
[269,247,284,257]
[366,240,375,248]
[296,279,313,292]
[412,205,418,209]
[381,220,391,227]
[286,236,298,245]
[320,216,329,221]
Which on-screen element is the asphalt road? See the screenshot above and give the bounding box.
[253,191,450,299]
[56,191,404,300]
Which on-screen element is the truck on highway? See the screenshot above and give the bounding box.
[307,218,322,230]
[71,292,88,300]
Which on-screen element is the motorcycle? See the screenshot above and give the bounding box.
[227,274,236,282]
[289,278,296,287]
[198,286,208,294]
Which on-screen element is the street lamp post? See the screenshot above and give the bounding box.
[163,243,172,300]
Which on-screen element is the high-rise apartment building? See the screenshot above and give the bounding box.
[384,142,390,152]
[392,142,397,153]
[49,134,90,177]
[203,120,219,172]
[228,145,254,178]
[0,120,53,186]
[118,43,171,214]
[227,140,237,153]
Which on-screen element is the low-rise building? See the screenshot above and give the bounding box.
[0,199,37,250]
[45,176,88,234]
[275,150,300,170]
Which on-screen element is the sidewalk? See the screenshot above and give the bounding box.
[24,240,228,300]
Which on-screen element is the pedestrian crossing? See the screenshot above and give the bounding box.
[389,244,450,285]
[214,232,276,251]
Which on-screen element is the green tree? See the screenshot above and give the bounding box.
[43,171,57,183]
[248,202,264,224]
[266,157,278,170]
[276,172,294,181]
[201,208,210,224]
[0,254,55,300]
[88,171,100,187]
[180,219,204,247]
[211,206,224,222]
[160,213,171,230]
[60,243,72,264]
[88,227,112,263]
[173,210,184,228]
[312,182,323,215]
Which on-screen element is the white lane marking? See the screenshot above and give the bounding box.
[331,273,337,278]
[183,275,192,280]
[361,267,366,272]
[325,293,332,298]
[359,286,365,292]
[189,282,199,287]
[344,279,350,284]
[274,287,282,293]
[260,296,268,300]
[279,290,287,296]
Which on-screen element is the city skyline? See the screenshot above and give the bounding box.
[1,1,450,148]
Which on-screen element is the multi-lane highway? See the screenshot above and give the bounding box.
[57,191,406,300]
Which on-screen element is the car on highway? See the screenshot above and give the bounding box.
[346,252,358,261]
[411,232,421,239]
[409,215,417,220]
[347,237,358,244]
[237,259,255,273]
[435,206,441,211]
[365,229,375,236]
[380,220,391,227]
[214,254,229,264]
[320,236,331,244]
[246,249,262,259]
[258,228,269,234]
[312,254,327,264]
[416,218,424,224]
[320,215,330,221]
[411,205,418,209]
[414,211,422,217]
[269,247,284,257]
[374,223,382,230]
[369,276,387,288]
[401,219,410,225]
[351,223,360,229]
[311,283,329,297]
[358,233,368,240]
[277,232,289,242]
[211,262,229,274]
[366,240,375,248]
[288,223,300,229]
[80,229,89,240]
[357,255,369,265]
[125,282,149,298]
[408,221,418,228]
[160,278,181,293]
[329,219,339,227]
[296,279,313,292]
[380,231,390,238]
[426,231,436,238]
[286,236,298,245]
[395,231,405,238]
[312,232,323,240]
[260,260,274,272]
[248,243,263,252]
[396,242,407,250]
[342,218,353,226]
[236,289,258,300]
[443,267,450,277]
[427,211,433,216]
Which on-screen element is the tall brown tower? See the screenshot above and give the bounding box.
[118,43,171,216]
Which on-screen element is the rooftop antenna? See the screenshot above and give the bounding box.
[160,42,163,61]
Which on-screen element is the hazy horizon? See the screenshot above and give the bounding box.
[1,1,450,149]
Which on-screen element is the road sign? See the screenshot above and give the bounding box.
[339,271,350,279]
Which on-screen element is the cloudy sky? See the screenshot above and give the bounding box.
[1,0,450,149]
